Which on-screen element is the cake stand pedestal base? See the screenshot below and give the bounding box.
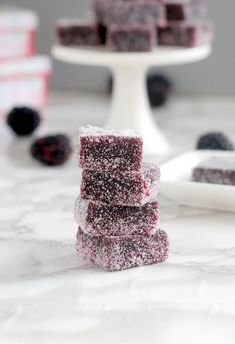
[107,64,169,155]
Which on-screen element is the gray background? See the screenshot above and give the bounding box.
[2,0,234,95]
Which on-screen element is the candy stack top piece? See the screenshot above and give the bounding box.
[78,126,143,172]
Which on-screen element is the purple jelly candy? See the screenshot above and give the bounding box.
[94,1,166,26]
[158,20,213,47]
[56,19,100,46]
[192,157,235,186]
[183,21,213,47]
[81,162,160,206]
[75,197,160,236]
[107,24,155,52]
[78,126,143,172]
[165,1,206,21]
[76,227,169,271]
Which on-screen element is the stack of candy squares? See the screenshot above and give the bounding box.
[75,126,169,272]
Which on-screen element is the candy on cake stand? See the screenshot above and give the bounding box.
[52,44,211,155]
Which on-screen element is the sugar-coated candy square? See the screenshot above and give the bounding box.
[75,197,160,236]
[158,20,213,47]
[192,157,235,186]
[81,162,160,206]
[165,1,206,21]
[76,227,169,271]
[184,21,213,47]
[107,24,155,52]
[78,126,143,172]
[94,1,166,26]
[56,19,100,46]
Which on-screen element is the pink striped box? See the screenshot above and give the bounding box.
[0,8,38,61]
[0,56,51,118]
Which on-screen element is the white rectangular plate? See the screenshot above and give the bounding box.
[160,150,235,212]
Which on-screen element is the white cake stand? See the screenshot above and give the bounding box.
[52,45,211,155]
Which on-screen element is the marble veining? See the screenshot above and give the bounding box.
[1,93,235,344]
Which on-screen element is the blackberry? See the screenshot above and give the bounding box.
[31,134,72,166]
[147,74,172,108]
[107,75,113,95]
[107,73,172,108]
[196,132,234,151]
[6,107,41,136]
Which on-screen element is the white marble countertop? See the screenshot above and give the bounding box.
[1,93,235,344]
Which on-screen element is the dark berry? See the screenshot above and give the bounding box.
[98,23,107,45]
[147,74,172,108]
[107,73,172,108]
[107,75,113,95]
[31,134,72,166]
[6,107,41,136]
[197,132,234,151]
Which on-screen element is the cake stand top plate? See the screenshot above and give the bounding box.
[52,44,212,67]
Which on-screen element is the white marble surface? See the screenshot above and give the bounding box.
[1,93,235,344]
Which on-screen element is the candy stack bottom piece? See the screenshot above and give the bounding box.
[75,126,169,272]
[76,227,169,272]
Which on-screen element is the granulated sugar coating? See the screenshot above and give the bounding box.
[56,20,100,46]
[107,25,155,52]
[74,197,160,236]
[81,162,160,206]
[192,157,235,185]
[76,227,169,272]
[165,2,206,21]
[158,20,213,47]
[78,126,143,172]
[93,1,166,26]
